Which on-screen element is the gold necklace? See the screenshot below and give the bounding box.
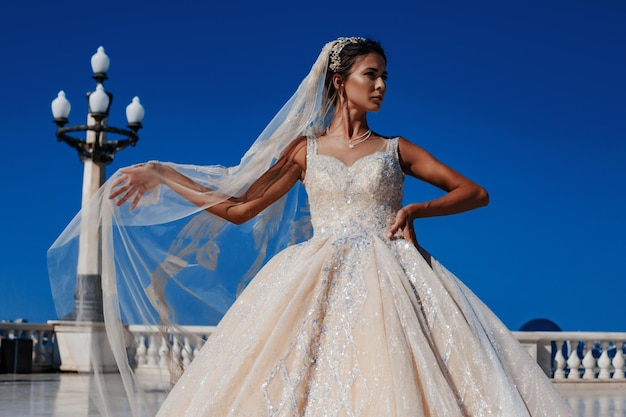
[326,128,373,149]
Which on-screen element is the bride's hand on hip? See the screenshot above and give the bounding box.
[388,208,418,247]
[109,162,162,210]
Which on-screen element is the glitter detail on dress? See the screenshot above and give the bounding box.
[156,137,575,417]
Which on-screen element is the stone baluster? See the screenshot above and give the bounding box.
[146,334,159,366]
[136,334,147,366]
[159,335,170,368]
[597,340,611,379]
[566,340,581,380]
[34,330,47,364]
[172,334,182,366]
[553,341,566,379]
[182,336,193,366]
[193,336,205,360]
[26,330,37,364]
[613,341,625,379]
[46,332,55,365]
[582,340,597,379]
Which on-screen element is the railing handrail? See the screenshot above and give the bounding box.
[512,331,626,341]
[128,324,217,334]
[0,323,55,333]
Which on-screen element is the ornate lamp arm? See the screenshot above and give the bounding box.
[54,121,142,164]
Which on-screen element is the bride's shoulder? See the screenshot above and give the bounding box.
[395,136,434,165]
[280,136,308,168]
[396,136,426,150]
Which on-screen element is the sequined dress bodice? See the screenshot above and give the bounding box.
[304,137,404,241]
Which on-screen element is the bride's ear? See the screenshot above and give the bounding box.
[332,74,343,90]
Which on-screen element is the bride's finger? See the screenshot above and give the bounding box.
[387,221,400,238]
[402,219,417,245]
[388,211,407,238]
[130,191,143,211]
[115,188,137,207]
[111,175,128,188]
[402,226,417,246]
[109,182,132,199]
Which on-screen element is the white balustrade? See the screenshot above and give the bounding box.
[2,322,625,385]
[512,331,626,382]
[127,325,215,374]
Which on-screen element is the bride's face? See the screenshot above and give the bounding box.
[342,53,387,112]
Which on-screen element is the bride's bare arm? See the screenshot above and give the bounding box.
[388,137,489,239]
[109,137,307,225]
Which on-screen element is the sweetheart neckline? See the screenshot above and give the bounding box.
[312,150,386,169]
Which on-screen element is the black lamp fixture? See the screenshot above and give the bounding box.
[51,46,145,164]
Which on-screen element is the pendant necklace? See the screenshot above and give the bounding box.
[326,128,373,149]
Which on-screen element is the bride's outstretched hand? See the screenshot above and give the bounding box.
[109,162,162,210]
[388,207,418,247]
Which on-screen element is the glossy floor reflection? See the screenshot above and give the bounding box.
[562,386,626,417]
[1,373,625,416]
[0,373,166,417]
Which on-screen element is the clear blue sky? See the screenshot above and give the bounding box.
[0,0,624,332]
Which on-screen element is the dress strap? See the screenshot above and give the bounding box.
[306,135,318,159]
[387,137,400,163]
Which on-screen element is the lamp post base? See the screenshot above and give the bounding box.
[50,321,121,373]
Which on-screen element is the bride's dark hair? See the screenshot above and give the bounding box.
[325,38,387,99]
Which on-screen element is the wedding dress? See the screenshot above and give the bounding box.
[154,137,574,416]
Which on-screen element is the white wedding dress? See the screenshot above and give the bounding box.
[155,137,574,416]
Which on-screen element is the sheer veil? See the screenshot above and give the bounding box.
[47,40,337,416]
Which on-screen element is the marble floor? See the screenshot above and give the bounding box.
[1,372,625,416]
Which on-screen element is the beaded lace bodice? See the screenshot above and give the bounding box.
[304,137,404,241]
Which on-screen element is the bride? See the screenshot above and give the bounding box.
[50,37,574,416]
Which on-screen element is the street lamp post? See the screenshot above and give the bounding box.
[50,47,144,372]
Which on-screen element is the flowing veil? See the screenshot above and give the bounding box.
[48,40,337,416]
